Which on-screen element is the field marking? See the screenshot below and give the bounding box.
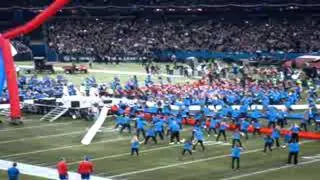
[0,159,110,180]
[0,130,84,144]
[70,141,231,167]
[0,129,120,158]
[0,121,79,132]
[106,140,316,178]
[220,159,320,180]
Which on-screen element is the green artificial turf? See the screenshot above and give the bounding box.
[0,114,319,180]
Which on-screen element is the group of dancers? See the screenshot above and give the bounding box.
[111,101,307,170]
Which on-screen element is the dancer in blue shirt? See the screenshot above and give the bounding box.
[231,144,242,170]
[271,127,281,148]
[232,129,242,148]
[192,128,205,151]
[216,122,228,142]
[182,138,193,156]
[169,120,181,144]
[131,136,140,156]
[208,117,219,136]
[263,135,274,152]
[120,115,131,133]
[144,125,157,144]
[136,117,147,139]
[252,120,261,136]
[287,141,300,165]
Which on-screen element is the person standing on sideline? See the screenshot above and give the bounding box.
[131,135,140,156]
[78,156,94,180]
[7,162,19,180]
[288,141,300,165]
[231,143,242,170]
[57,158,68,180]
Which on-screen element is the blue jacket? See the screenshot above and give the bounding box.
[184,141,193,150]
[7,167,19,180]
[291,126,300,134]
[210,119,219,128]
[146,128,155,137]
[241,121,250,131]
[154,121,164,132]
[264,137,274,144]
[131,141,140,149]
[170,121,180,132]
[122,117,130,124]
[195,130,204,141]
[231,147,241,158]
[137,119,146,129]
[288,143,300,153]
[271,129,280,139]
[253,121,261,129]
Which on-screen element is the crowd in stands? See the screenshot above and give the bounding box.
[47,17,320,59]
[1,0,319,7]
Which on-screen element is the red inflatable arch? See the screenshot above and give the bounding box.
[0,0,70,122]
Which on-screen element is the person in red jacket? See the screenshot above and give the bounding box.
[78,156,94,180]
[57,158,68,180]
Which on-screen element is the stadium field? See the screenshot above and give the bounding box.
[15,61,194,86]
[0,114,319,180]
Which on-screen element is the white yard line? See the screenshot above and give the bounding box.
[0,129,120,158]
[0,159,110,180]
[220,159,320,180]
[0,121,77,132]
[0,131,84,144]
[107,140,316,178]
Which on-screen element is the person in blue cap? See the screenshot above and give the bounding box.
[7,162,19,180]
[287,141,300,165]
[231,143,242,170]
[263,135,274,152]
